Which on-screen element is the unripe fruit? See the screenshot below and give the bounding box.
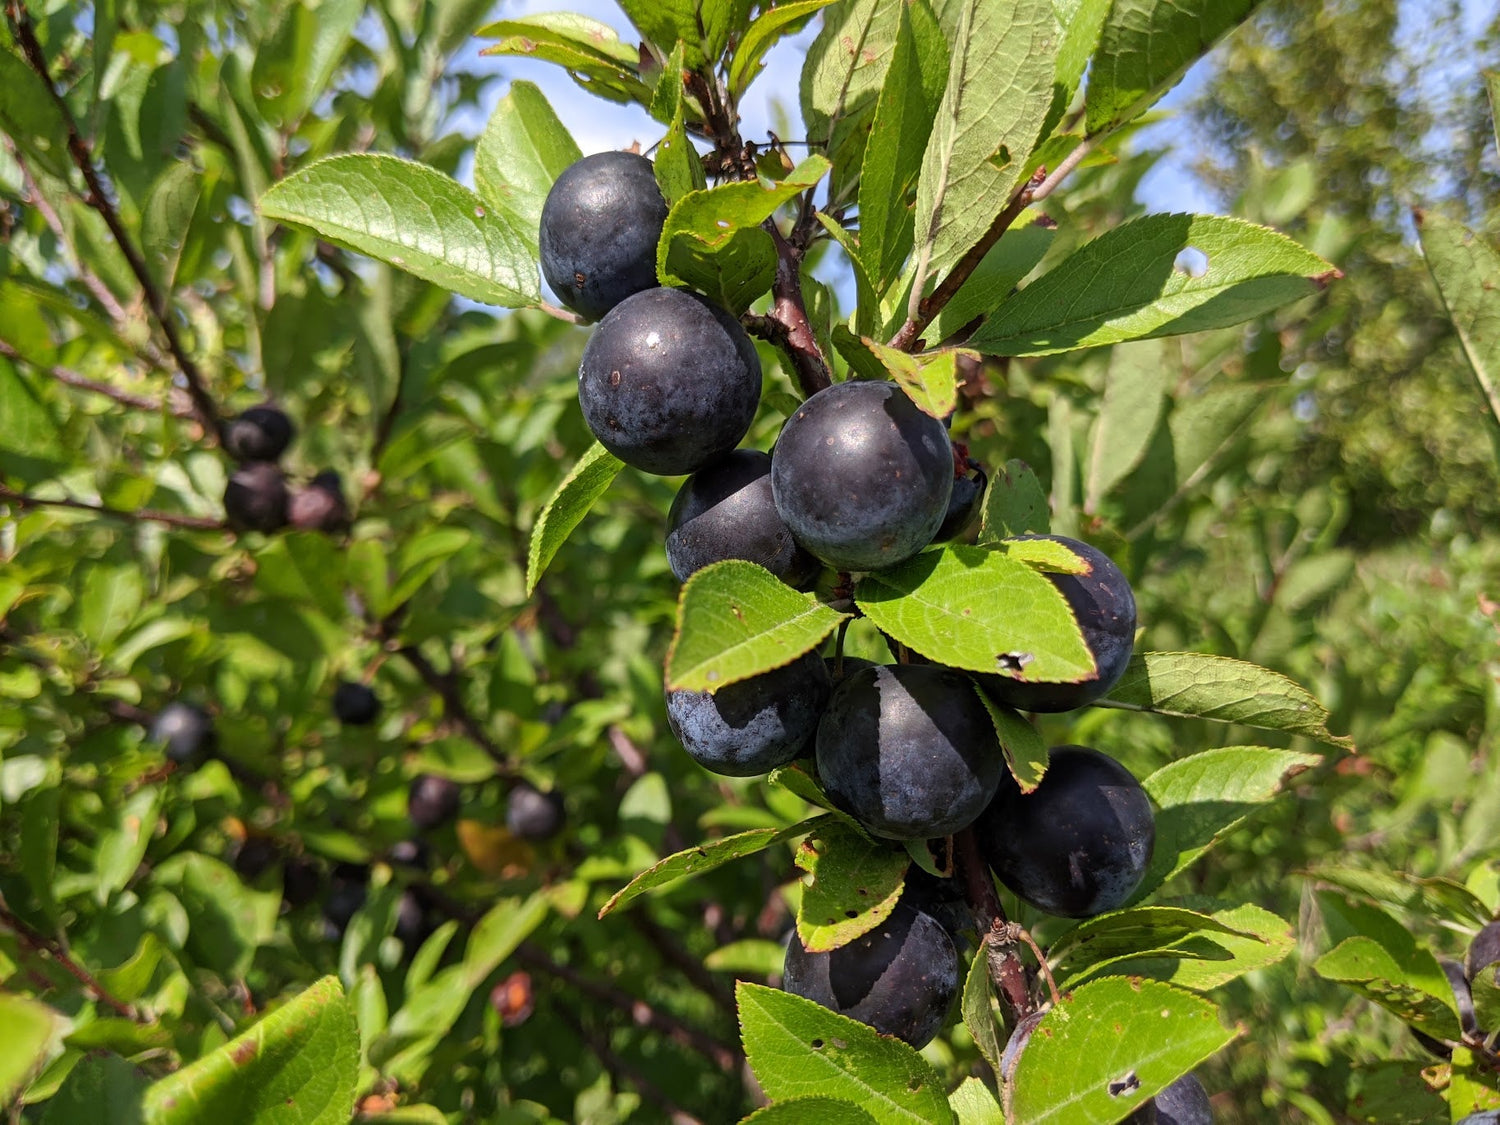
[771,381,953,572]
[540,151,668,321]
[783,899,960,1048]
[224,404,294,463]
[579,288,761,476]
[975,745,1155,918]
[666,649,831,777]
[816,664,1002,840]
[665,450,820,586]
[976,535,1135,713]
[506,783,567,841]
[224,461,289,533]
[407,774,461,830]
[289,470,349,533]
[150,701,216,763]
[332,680,380,726]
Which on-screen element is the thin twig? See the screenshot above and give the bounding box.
[395,643,516,778]
[0,901,148,1022]
[954,827,1033,1020]
[5,0,224,443]
[0,484,225,530]
[0,338,194,417]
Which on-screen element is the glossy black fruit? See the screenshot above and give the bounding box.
[665,450,820,586]
[976,535,1135,713]
[232,836,278,880]
[394,889,430,949]
[578,288,761,476]
[408,774,461,830]
[1124,1073,1213,1124]
[333,680,380,726]
[1457,1114,1500,1125]
[666,649,831,777]
[771,381,953,571]
[224,461,289,533]
[289,470,349,533]
[975,745,1155,918]
[150,701,216,763]
[224,404,294,463]
[934,463,985,542]
[902,864,971,942]
[815,664,1001,840]
[281,857,321,908]
[540,150,668,321]
[387,839,431,870]
[782,899,960,1048]
[506,783,567,841]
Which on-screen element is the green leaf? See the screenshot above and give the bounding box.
[974,689,1048,792]
[1084,0,1266,135]
[729,0,836,98]
[143,976,358,1125]
[665,560,851,693]
[141,160,203,293]
[474,80,582,253]
[1047,905,1258,975]
[477,15,652,105]
[741,1098,878,1125]
[525,442,625,596]
[251,0,362,126]
[76,562,144,649]
[1084,338,1173,509]
[977,459,1049,541]
[599,815,827,916]
[855,546,1093,682]
[41,1053,149,1125]
[1005,978,1234,1124]
[1307,866,1494,931]
[912,0,1055,287]
[794,822,909,952]
[1415,212,1500,441]
[617,0,704,64]
[96,786,162,901]
[967,214,1337,356]
[857,0,949,298]
[0,993,67,1104]
[925,215,1054,345]
[652,44,707,206]
[657,155,831,313]
[390,528,473,611]
[0,356,65,463]
[1314,936,1462,1040]
[153,853,280,977]
[1100,652,1353,749]
[255,534,348,621]
[1137,746,1323,897]
[0,47,73,179]
[259,154,539,308]
[816,213,880,334]
[1050,0,1111,127]
[462,892,549,987]
[738,983,955,1125]
[961,941,1003,1073]
[948,1077,1003,1125]
[1489,70,1500,155]
[831,332,965,419]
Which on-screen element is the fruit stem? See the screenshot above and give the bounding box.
[954,827,1035,1020]
[0,484,226,531]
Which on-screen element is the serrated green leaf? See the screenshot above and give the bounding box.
[912,0,1055,286]
[40,1053,149,1125]
[477,15,652,105]
[141,160,202,292]
[251,0,362,126]
[666,560,851,693]
[1005,978,1233,1125]
[1100,652,1352,749]
[961,940,1003,1073]
[977,459,1049,541]
[1449,1046,1500,1122]
[1047,905,1258,973]
[729,0,836,98]
[1084,0,1265,135]
[769,764,877,838]
[926,216,1054,345]
[255,533,347,621]
[391,528,472,609]
[599,814,827,916]
[948,1077,1003,1125]
[652,46,707,206]
[143,976,358,1125]
[856,546,1093,682]
[259,154,539,307]
[831,332,965,419]
[526,442,625,595]
[0,994,67,1104]
[474,80,582,253]
[463,892,549,987]
[1416,212,1500,441]
[858,0,949,298]
[968,214,1336,356]
[738,983,955,1125]
[1489,70,1500,154]
[994,536,1086,574]
[973,689,1048,792]
[1314,936,1461,1040]
[795,822,908,952]
[1307,866,1494,931]
[0,357,65,463]
[0,47,73,179]
[741,1097,878,1125]
[1085,338,1173,509]
[76,562,144,649]
[1136,746,1323,897]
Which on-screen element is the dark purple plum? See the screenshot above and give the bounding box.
[224,461,289,533]
[289,470,349,533]
[934,463,985,542]
[976,535,1135,713]
[771,381,952,572]
[232,836,278,880]
[666,450,820,586]
[976,745,1154,918]
[407,774,461,830]
[815,664,1001,840]
[224,403,294,463]
[1124,1073,1213,1124]
[387,839,431,870]
[394,889,430,949]
[666,649,830,777]
[782,899,959,1048]
[333,680,380,726]
[578,287,761,476]
[540,151,667,321]
[1457,1114,1500,1125]
[506,783,567,841]
[324,863,367,934]
[824,654,877,684]
[150,701,216,763]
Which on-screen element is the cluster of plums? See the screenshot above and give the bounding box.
[221,402,347,534]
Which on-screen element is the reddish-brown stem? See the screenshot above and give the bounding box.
[5,0,224,444]
[953,827,1033,1020]
[0,902,147,1022]
[0,484,225,530]
[0,338,193,418]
